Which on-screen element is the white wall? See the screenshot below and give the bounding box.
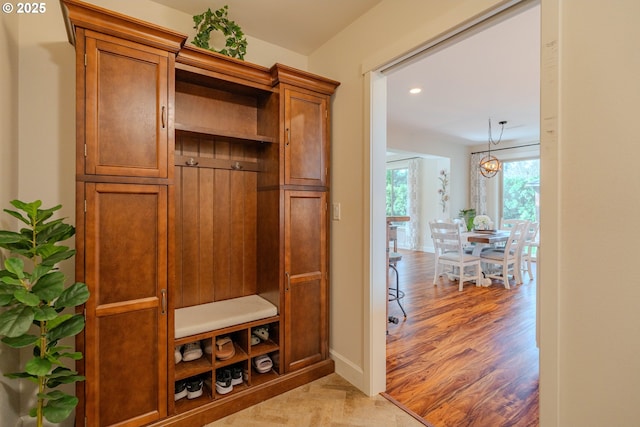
[0,7,21,427]
[389,125,470,217]
[543,0,640,425]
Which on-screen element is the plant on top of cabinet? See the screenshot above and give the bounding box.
[0,200,89,426]
[192,5,248,60]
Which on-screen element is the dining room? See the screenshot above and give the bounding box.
[384,146,540,426]
[383,148,540,427]
[381,7,541,420]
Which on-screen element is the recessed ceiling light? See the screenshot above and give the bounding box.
[409,88,422,94]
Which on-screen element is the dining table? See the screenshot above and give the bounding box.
[460,230,511,286]
[463,230,510,256]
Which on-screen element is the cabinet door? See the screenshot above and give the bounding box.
[283,88,328,187]
[85,32,169,178]
[283,191,328,372]
[83,183,168,426]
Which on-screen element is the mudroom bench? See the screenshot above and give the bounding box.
[173,295,280,413]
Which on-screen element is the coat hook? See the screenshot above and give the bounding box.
[231,161,243,170]
[186,158,198,166]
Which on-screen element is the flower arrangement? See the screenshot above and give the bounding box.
[437,169,449,214]
[473,215,494,230]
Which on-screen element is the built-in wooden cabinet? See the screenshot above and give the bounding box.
[82,183,168,426]
[62,1,338,426]
[83,31,172,178]
[283,191,328,372]
[283,87,329,187]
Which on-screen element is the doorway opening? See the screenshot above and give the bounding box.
[369,1,541,424]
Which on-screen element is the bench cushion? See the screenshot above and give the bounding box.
[175,295,278,339]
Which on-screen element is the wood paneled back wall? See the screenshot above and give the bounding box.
[175,133,263,307]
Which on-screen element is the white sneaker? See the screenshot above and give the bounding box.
[174,346,182,364]
[182,342,203,362]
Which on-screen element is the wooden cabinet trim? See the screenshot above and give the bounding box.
[61,0,186,51]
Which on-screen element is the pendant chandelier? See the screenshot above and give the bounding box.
[479,119,507,178]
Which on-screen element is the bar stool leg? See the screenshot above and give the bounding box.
[388,264,407,318]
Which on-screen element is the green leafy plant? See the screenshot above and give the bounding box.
[0,200,89,426]
[192,5,248,60]
[458,208,476,232]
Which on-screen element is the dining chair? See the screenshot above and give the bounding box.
[500,218,524,229]
[479,221,528,289]
[520,222,539,280]
[429,220,482,291]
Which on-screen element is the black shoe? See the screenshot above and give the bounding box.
[231,366,243,386]
[174,380,187,401]
[186,377,203,399]
[216,369,233,394]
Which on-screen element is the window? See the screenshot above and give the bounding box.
[501,159,540,222]
[386,168,408,216]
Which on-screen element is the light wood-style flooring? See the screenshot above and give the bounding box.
[385,250,539,427]
[206,373,427,426]
[207,249,538,426]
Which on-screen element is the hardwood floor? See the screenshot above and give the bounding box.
[385,250,539,427]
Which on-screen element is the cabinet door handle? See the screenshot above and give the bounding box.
[286,128,290,146]
[161,289,167,315]
[161,106,166,129]
[285,271,290,292]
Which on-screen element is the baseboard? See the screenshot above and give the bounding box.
[330,348,364,391]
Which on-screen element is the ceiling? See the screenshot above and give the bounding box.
[386,3,540,148]
[150,0,383,55]
[150,0,540,149]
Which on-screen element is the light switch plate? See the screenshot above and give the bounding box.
[332,203,341,221]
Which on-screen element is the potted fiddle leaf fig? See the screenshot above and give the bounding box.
[0,200,89,426]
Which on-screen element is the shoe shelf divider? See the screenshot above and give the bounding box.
[174,315,280,415]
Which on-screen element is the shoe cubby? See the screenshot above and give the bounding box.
[172,316,280,414]
[214,361,249,398]
[174,372,213,413]
[174,336,213,381]
[250,321,279,358]
[250,351,279,387]
[213,329,248,368]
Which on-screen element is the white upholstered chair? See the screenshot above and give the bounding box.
[480,221,528,289]
[429,221,482,291]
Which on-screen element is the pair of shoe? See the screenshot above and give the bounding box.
[178,341,203,363]
[215,366,243,395]
[174,377,203,401]
[175,342,203,364]
[208,337,235,360]
[252,354,273,374]
[251,326,269,345]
